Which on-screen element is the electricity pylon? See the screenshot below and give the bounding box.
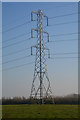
[30,10,54,104]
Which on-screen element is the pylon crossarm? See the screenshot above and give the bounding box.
[31,11,38,21]
[44,31,49,42]
[31,45,37,55]
[42,15,48,26]
[31,28,38,38]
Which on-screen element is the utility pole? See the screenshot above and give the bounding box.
[30,10,54,104]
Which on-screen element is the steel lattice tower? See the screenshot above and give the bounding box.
[30,10,53,104]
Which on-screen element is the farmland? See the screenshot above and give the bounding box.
[2,104,78,118]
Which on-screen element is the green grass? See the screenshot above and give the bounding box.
[2,104,78,118]
[0,105,2,119]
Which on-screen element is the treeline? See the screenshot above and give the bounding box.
[1,94,79,105]
[0,99,1,105]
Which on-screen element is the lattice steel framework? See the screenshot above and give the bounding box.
[30,10,54,104]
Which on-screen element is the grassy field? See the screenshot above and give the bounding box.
[2,104,78,118]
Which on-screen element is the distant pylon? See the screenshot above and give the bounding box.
[30,10,54,104]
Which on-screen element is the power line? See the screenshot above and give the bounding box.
[2,4,77,28]
[2,20,78,44]
[0,55,79,66]
[49,39,78,43]
[2,48,30,57]
[49,32,78,38]
[43,20,78,29]
[0,31,78,45]
[2,32,30,43]
[48,12,78,19]
[48,21,78,27]
[2,14,30,27]
[0,13,78,33]
[2,61,34,71]
[1,52,78,63]
[54,3,77,8]
[2,52,78,65]
[3,20,76,43]
[50,57,78,59]
[2,21,31,33]
[1,56,78,71]
[2,55,30,65]
[2,12,78,34]
[2,38,31,49]
[2,11,77,29]
[0,11,77,34]
[44,3,77,11]
[50,52,78,55]
[1,37,78,50]
[0,32,78,50]
[1,38,77,57]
